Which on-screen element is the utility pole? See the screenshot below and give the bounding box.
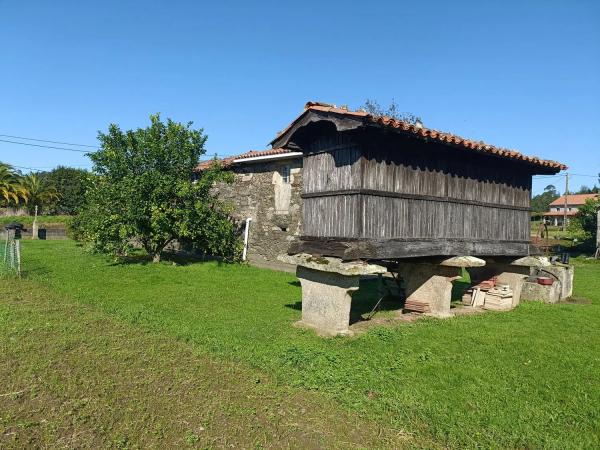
[562,173,569,232]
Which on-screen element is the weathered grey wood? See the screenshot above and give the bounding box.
[301,189,531,211]
[281,116,553,260]
[290,237,530,260]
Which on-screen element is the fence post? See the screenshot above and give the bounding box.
[16,240,21,276]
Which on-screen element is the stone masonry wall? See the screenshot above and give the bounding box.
[213,158,303,263]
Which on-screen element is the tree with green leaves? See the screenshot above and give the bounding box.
[361,99,422,125]
[74,114,241,262]
[0,162,28,206]
[20,173,60,214]
[531,184,560,214]
[570,197,600,243]
[43,166,91,214]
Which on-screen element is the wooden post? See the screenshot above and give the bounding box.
[15,239,21,277]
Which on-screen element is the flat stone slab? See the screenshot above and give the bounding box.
[439,256,486,267]
[279,253,386,276]
[510,256,551,267]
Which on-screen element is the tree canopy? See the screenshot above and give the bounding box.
[360,99,422,125]
[73,114,241,262]
[42,166,90,215]
[531,184,560,214]
[20,173,60,215]
[570,197,600,244]
[0,162,28,206]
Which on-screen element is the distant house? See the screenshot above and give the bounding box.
[543,194,599,227]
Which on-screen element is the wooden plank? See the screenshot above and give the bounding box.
[291,237,531,260]
[301,189,532,212]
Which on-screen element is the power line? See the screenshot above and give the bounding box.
[0,139,95,153]
[11,165,47,173]
[570,173,599,178]
[534,173,598,179]
[533,174,565,179]
[11,164,91,171]
[0,134,97,148]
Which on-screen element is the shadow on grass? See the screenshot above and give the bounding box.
[109,251,238,267]
[285,274,474,322]
[285,301,302,311]
[350,279,403,324]
[284,278,404,324]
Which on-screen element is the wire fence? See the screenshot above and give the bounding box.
[1,231,21,277]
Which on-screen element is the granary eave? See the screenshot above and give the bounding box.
[270,102,568,174]
[270,108,366,149]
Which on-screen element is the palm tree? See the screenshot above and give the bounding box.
[0,162,28,206]
[20,173,60,214]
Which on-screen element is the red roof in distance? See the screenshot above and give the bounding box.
[549,194,599,206]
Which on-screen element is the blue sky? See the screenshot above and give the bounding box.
[1,0,598,194]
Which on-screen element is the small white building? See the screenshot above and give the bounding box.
[543,194,598,227]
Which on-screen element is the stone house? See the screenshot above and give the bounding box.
[196,148,303,265]
[543,194,598,227]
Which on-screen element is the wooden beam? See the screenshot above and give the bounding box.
[289,237,530,261]
[301,189,532,212]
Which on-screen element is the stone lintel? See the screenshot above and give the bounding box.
[279,253,386,276]
[510,256,551,267]
[439,256,486,268]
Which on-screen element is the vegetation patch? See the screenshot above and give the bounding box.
[0,277,409,449]
[9,241,600,448]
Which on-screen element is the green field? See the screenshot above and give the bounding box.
[2,240,600,448]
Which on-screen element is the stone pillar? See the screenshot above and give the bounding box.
[495,272,527,308]
[521,281,561,303]
[296,266,359,336]
[539,265,574,300]
[279,253,387,336]
[31,220,38,240]
[403,272,456,317]
[398,257,484,317]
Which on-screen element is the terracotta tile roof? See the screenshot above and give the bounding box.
[549,194,599,206]
[543,211,578,217]
[273,101,568,172]
[195,148,297,171]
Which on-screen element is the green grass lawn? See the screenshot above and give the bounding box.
[4,240,600,448]
[0,277,406,449]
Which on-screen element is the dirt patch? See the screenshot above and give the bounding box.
[562,296,592,305]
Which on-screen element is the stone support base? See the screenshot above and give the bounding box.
[397,263,461,318]
[521,281,561,303]
[280,253,387,337]
[296,266,359,336]
[537,265,573,300]
[495,272,527,308]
